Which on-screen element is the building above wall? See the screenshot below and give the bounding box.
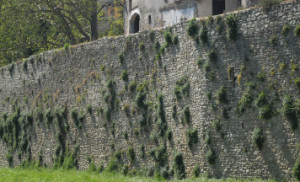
[124,0,259,35]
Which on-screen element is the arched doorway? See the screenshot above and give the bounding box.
[213,0,225,15]
[129,13,140,34]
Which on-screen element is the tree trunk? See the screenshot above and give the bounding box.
[90,12,98,41]
[90,0,98,41]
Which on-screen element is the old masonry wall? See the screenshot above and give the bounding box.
[0,1,300,180]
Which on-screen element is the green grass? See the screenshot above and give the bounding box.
[0,168,277,182]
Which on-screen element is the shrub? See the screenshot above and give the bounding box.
[197,57,204,68]
[172,105,177,119]
[139,42,145,51]
[129,81,137,92]
[182,106,191,124]
[166,127,172,141]
[104,108,111,122]
[64,43,69,51]
[154,41,160,51]
[87,104,93,114]
[23,61,28,72]
[127,147,135,162]
[282,25,291,37]
[155,145,168,167]
[156,53,161,60]
[124,131,129,140]
[199,26,208,44]
[255,92,267,108]
[78,111,86,123]
[205,135,211,145]
[71,108,80,127]
[97,163,105,173]
[257,72,265,82]
[137,80,148,92]
[252,128,264,150]
[160,167,170,179]
[159,45,166,55]
[187,128,198,148]
[208,49,217,62]
[227,67,234,79]
[164,31,173,46]
[6,151,13,167]
[133,128,140,136]
[173,152,186,179]
[121,70,128,82]
[193,164,201,177]
[106,79,115,91]
[295,25,300,37]
[118,52,125,64]
[203,61,210,72]
[114,151,122,161]
[279,63,286,71]
[206,149,215,165]
[36,107,43,122]
[106,159,118,172]
[172,34,179,45]
[122,165,129,176]
[174,76,190,99]
[187,18,199,38]
[135,92,147,109]
[269,35,278,45]
[293,156,300,181]
[212,119,221,132]
[295,78,300,90]
[8,63,15,75]
[282,95,298,130]
[149,30,155,42]
[150,130,159,144]
[225,14,238,41]
[259,105,273,120]
[45,109,53,125]
[122,104,130,117]
[157,94,166,122]
[61,152,76,170]
[140,145,146,158]
[238,92,253,113]
[216,86,227,104]
[259,0,282,11]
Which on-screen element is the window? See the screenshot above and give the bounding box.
[213,0,225,15]
[148,15,152,25]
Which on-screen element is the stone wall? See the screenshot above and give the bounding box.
[0,1,300,180]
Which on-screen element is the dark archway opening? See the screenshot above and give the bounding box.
[213,0,225,15]
[129,13,140,34]
[133,15,140,33]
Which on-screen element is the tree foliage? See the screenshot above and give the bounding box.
[0,0,124,66]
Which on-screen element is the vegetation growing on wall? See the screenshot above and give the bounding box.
[1,3,300,181]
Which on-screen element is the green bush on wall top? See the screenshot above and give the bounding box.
[187,18,199,38]
[225,14,238,41]
[164,31,173,46]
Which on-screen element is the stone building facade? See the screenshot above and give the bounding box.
[124,0,259,34]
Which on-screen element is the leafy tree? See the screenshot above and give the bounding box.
[0,0,124,66]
